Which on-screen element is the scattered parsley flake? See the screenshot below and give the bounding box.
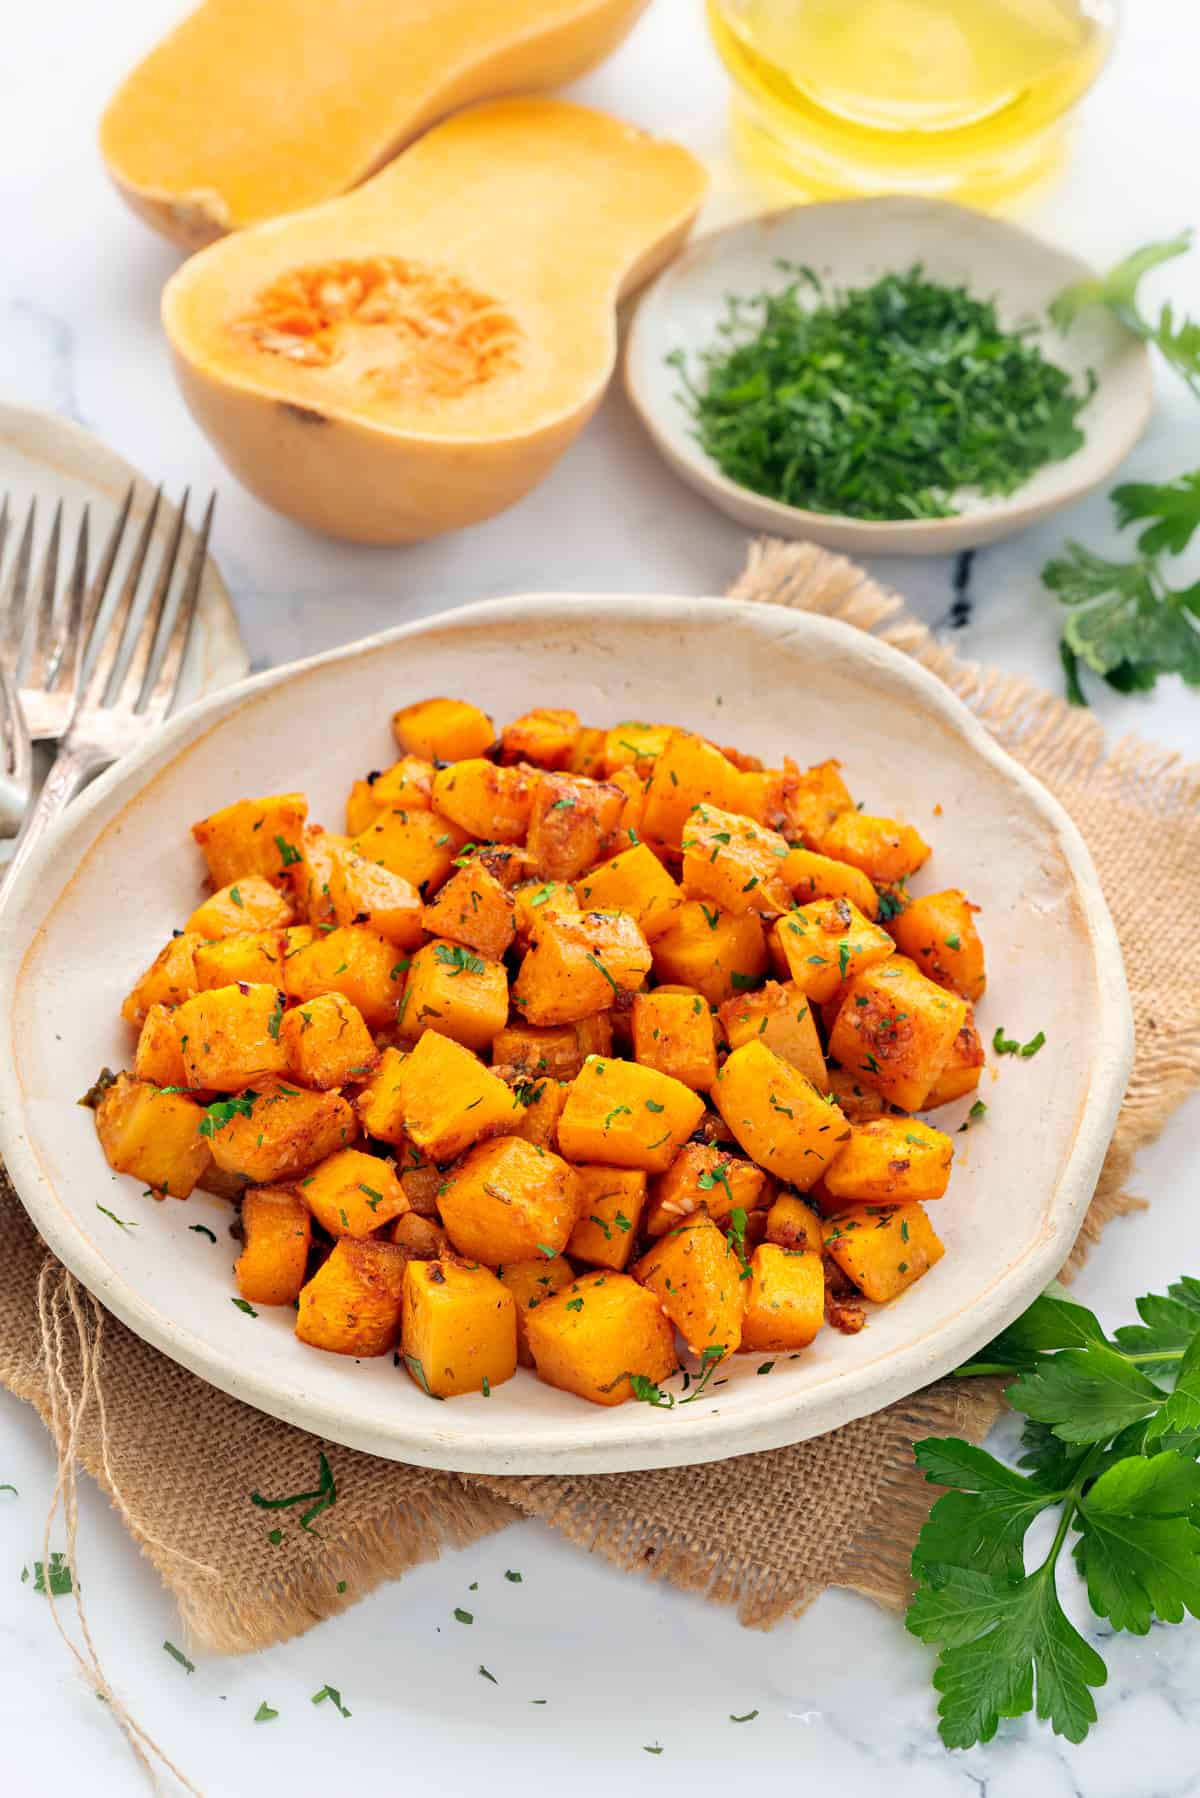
[254,1701,278,1723]
[163,1640,195,1674]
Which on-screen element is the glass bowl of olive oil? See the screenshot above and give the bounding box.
[707,0,1119,204]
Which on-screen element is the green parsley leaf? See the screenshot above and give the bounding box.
[433,943,486,977]
[30,1553,73,1596]
[199,1092,258,1139]
[250,1452,337,1532]
[274,834,303,868]
[478,1664,498,1683]
[231,1297,258,1317]
[163,1640,195,1674]
[504,1570,523,1583]
[454,1607,474,1625]
[729,1711,759,1723]
[254,1701,278,1722]
[96,1203,138,1232]
[404,1352,444,1399]
[311,1684,351,1717]
[189,1223,217,1242]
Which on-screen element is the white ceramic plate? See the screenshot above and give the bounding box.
[625,197,1154,556]
[0,595,1131,1473]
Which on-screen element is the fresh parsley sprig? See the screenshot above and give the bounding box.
[1051,232,1200,393]
[908,1279,1200,1749]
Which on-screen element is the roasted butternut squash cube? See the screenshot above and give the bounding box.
[389,1213,450,1259]
[823,1117,953,1204]
[280,992,378,1090]
[236,1187,312,1306]
[499,707,580,770]
[819,811,930,884]
[296,1238,407,1356]
[525,772,625,880]
[397,1145,441,1214]
[373,756,435,810]
[575,842,682,940]
[420,859,515,961]
[889,889,986,1003]
[439,1136,580,1265]
[741,1245,825,1350]
[681,803,792,915]
[95,1074,210,1199]
[777,758,854,848]
[634,1211,744,1360]
[349,808,466,897]
[399,937,508,1052]
[567,725,607,776]
[782,847,879,919]
[491,1017,612,1082]
[924,1010,985,1108]
[524,1271,678,1406]
[325,845,425,949]
[640,731,743,851]
[174,982,288,1091]
[713,1039,849,1190]
[566,1167,647,1270]
[651,902,767,1007]
[282,826,346,925]
[605,767,647,851]
[430,758,534,843]
[187,873,296,940]
[510,1077,569,1150]
[764,1193,824,1255]
[718,981,826,1088]
[601,721,673,778]
[511,878,579,947]
[497,1255,576,1366]
[825,1067,889,1121]
[392,1030,519,1161]
[282,924,400,1028]
[346,778,383,836]
[558,1055,705,1173]
[191,793,309,888]
[392,696,494,762]
[402,1259,517,1398]
[134,1004,191,1089]
[644,1141,767,1234]
[194,930,287,990]
[513,910,652,1026]
[631,989,718,1090]
[823,1202,944,1303]
[353,1046,408,1144]
[120,931,203,1027]
[827,956,968,1112]
[771,898,895,1003]
[300,1146,409,1238]
[205,1077,357,1183]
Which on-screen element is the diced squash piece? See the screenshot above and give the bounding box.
[353,1046,409,1144]
[491,1017,612,1082]
[819,811,930,884]
[236,1187,312,1306]
[640,731,743,851]
[713,1039,849,1190]
[566,1166,646,1269]
[741,1245,824,1350]
[283,825,346,925]
[430,758,534,843]
[397,1146,441,1214]
[771,898,894,1002]
[392,1030,519,1161]
[524,1271,677,1406]
[389,1212,450,1259]
[764,1193,824,1255]
[280,992,379,1090]
[825,1067,889,1121]
[282,924,401,1027]
[402,1259,517,1398]
[373,756,435,810]
[296,1238,407,1356]
[827,956,968,1112]
[392,697,494,762]
[440,1136,580,1265]
[565,725,605,777]
[134,1003,191,1089]
[823,1202,944,1303]
[634,1211,744,1360]
[681,803,792,915]
[732,767,784,826]
[191,793,308,887]
[631,989,718,1090]
[651,901,767,1007]
[497,1255,575,1366]
[782,847,879,919]
[823,1117,953,1204]
[718,981,826,1088]
[120,931,203,1026]
[924,1010,985,1108]
[510,1076,569,1150]
[420,859,515,961]
[174,982,288,1091]
[643,1141,766,1234]
[525,772,624,880]
[475,844,537,889]
[499,707,580,769]
[601,721,672,778]
[280,925,317,960]
[511,877,579,947]
[777,758,854,847]
[206,1077,357,1182]
[349,807,466,897]
[325,844,425,948]
[95,1074,210,1198]
[513,910,651,1025]
[605,767,647,850]
[187,873,295,939]
[557,1055,704,1172]
[576,841,682,939]
[889,889,986,1002]
[346,778,383,835]
[399,937,508,1052]
[194,929,287,989]
[300,1146,409,1237]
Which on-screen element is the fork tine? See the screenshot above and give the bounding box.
[26,499,63,682]
[0,497,36,669]
[78,482,134,673]
[82,485,162,707]
[121,488,188,709]
[46,505,90,697]
[144,491,214,715]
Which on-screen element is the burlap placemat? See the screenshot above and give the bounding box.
[3,539,1197,1708]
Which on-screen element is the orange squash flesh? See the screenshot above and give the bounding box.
[161,99,707,543]
[100,0,653,249]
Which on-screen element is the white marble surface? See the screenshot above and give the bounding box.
[3,2,1200,1793]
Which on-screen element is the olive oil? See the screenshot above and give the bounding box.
[708,0,1117,203]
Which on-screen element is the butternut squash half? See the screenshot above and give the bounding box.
[162,100,707,542]
[100,0,652,248]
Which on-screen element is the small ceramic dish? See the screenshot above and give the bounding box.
[625,196,1154,556]
[0,594,1131,1473]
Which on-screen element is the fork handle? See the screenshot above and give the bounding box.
[6,742,111,891]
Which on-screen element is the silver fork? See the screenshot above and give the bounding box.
[5,489,216,889]
[0,656,32,838]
